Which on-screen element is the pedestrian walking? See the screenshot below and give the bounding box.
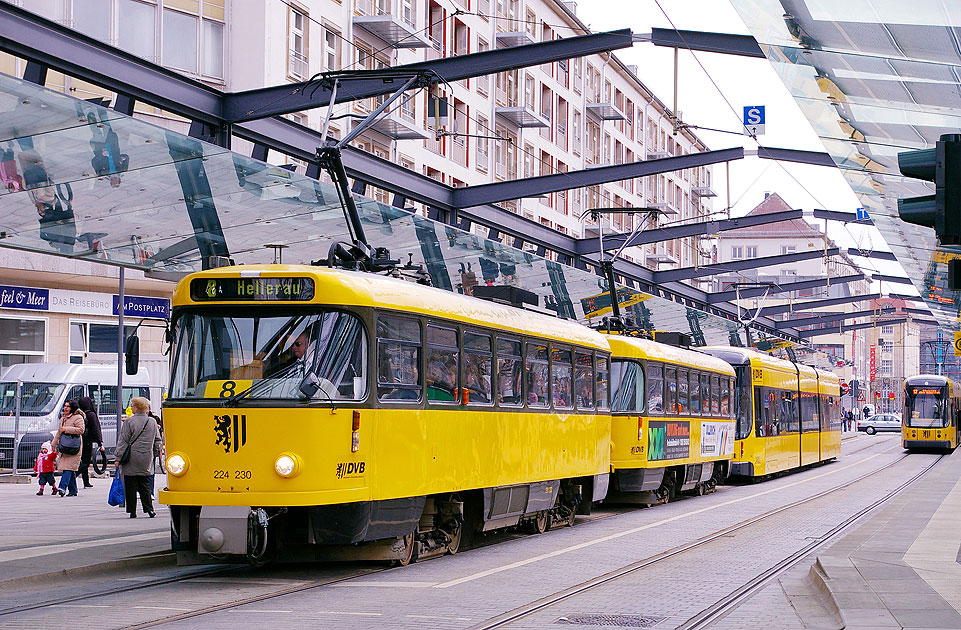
[77,396,103,489]
[33,440,57,496]
[115,397,161,518]
[841,407,848,432]
[52,399,85,497]
[846,409,854,432]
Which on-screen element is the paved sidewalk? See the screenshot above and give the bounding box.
[812,446,961,629]
[0,471,172,585]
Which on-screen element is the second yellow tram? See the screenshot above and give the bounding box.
[700,347,842,477]
[903,375,960,450]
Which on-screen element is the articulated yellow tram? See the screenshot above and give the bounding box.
[902,375,960,450]
[158,265,845,564]
[160,265,613,564]
[699,347,841,477]
[606,336,735,504]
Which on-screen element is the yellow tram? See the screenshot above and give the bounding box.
[902,375,960,450]
[159,265,613,564]
[606,336,735,503]
[699,347,841,477]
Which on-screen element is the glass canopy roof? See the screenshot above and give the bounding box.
[731,0,961,329]
[0,70,778,346]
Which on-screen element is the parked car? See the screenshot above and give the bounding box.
[858,412,902,435]
[0,363,160,471]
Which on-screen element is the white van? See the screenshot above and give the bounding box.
[0,363,159,470]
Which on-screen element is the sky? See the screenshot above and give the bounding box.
[574,0,913,290]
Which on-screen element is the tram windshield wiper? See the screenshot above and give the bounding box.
[222,363,301,407]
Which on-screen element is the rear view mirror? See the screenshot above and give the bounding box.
[125,335,140,375]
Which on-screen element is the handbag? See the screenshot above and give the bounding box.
[107,470,125,507]
[57,432,81,456]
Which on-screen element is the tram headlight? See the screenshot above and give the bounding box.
[274,453,300,478]
[166,453,188,476]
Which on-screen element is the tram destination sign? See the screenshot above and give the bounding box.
[190,277,316,302]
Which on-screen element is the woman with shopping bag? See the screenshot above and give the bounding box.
[52,399,85,497]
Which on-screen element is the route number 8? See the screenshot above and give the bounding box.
[220,380,237,398]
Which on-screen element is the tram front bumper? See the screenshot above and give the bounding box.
[903,440,952,450]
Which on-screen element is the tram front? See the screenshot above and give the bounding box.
[903,375,958,450]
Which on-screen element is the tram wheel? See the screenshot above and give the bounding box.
[446,524,463,555]
[530,510,550,534]
[392,533,415,567]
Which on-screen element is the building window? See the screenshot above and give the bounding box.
[880,359,893,375]
[475,115,490,173]
[731,246,743,259]
[70,321,137,359]
[781,245,796,255]
[0,317,45,369]
[476,38,490,95]
[288,5,309,79]
[746,246,757,258]
[118,0,157,61]
[323,28,340,71]
[881,325,894,334]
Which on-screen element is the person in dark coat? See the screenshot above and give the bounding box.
[115,397,161,518]
[77,396,104,488]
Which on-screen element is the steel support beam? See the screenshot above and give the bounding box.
[797,318,906,339]
[755,147,836,168]
[648,28,765,58]
[871,274,915,285]
[224,29,635,122]
[776,307,890,330]
[846,248,897,261]
[576,208,802,255]
[756,292,880,317]
[656,248,839,284]
[706,274,864,304]
[812,209,872,225]
[452,148,745,208]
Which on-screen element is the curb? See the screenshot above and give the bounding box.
[805,558,845,628]
[0,550,176,589]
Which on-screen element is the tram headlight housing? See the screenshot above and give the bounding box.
[166,453,188,476]
[274,453,301,478]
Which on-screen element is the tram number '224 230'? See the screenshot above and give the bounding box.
[213,470,252,480]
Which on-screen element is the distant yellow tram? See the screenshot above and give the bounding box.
[903,375,960,450]
[700,347,841,477]
[606,336,735,503]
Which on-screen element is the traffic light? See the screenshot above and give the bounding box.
[897,133,961,246]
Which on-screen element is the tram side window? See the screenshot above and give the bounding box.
[677,369,689,415]
[755,387,779,437]
[496,337,523,406]
[527,344,550,408]
[464,332,493,405]
[552,346,573,409]
[575,351,595,410]
[700,374,711,417]
[377,316,422,402]
[800,391,819,432]
[647,364,664,414]
[823,394,842,430]
[611,359,644,412]
[426,325,458,403]
[722,378,732,417]
[689,371,701,415]
[781,390,799,433]
[710,375,720,416]
[596,356,610,411]
[665,368,677,415]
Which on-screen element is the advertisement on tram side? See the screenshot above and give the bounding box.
[648,420,690,461]
[700,421,735,457]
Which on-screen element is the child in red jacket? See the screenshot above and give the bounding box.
[34,441,57,496]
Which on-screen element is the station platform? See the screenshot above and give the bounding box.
[0,471,172,587]
[805,440,961,629]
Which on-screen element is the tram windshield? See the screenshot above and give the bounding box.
[610,360,645,412]
[169,310,368,402]
[905,386,947,428]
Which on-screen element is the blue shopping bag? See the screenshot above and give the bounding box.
[108,471,124,507]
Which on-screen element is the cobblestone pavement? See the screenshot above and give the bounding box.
[2,434,923,630]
